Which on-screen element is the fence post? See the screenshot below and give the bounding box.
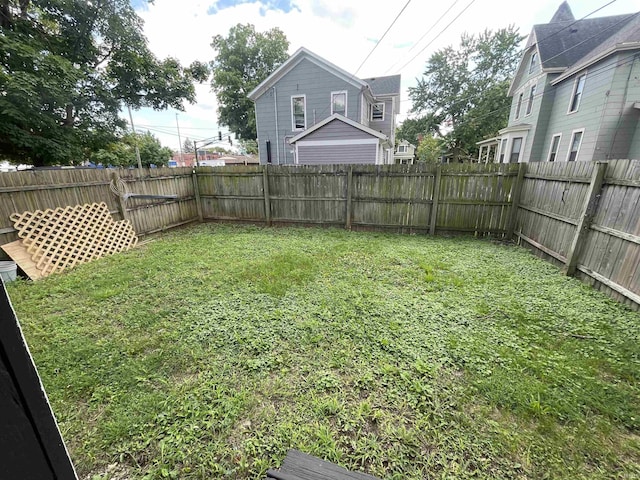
[191,169,203,223]
[263,165,271,226]
[345,165,353,230]
[564,161,607,276]
[110,171,129,223]
[429,165,441,235]
[506,162,526,239]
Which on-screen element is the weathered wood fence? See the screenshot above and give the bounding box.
[0,161,638,309]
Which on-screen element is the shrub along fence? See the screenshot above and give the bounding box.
[0,161,638,309]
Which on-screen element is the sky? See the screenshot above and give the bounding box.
[130,0,639,152]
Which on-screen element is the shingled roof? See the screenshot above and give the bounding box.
[362,75,401,96]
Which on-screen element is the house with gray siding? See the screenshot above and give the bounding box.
[490,2,640,164]
[248,48,401,165]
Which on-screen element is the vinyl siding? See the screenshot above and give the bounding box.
[297,143,377,165]
[368,98,393,140]
[301,119,375,141]
[539,54,618,162]
[254,57,363,165]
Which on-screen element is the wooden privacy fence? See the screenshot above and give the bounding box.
[0,167,199,248]
[197,163,521,235]
[0,161,638,309]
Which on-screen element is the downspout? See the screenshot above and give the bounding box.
[273,86,280,164]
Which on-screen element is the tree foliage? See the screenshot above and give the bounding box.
[416,136,443,164]
[91,132,172,168]
[396,115,441,148]
[409,27,523,161]
[210,24,289,140]
[0,0,205,166]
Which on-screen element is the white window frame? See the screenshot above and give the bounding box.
[515,92,524,120]
[509,137,523,163]
[547,133,562,162]
[371,102,385,121]
[525,84,536,116]
[567,73,587,114]
[397,145,407,153]
[330,90,347,116]
[529,52,538,74]
[499,138,508,163]
[565,128,584,162]
[291,95,306,131]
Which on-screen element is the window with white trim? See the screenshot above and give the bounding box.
[515,92,523,120]
[509,137,523,163]
[371,103,384,121]
[291,95,306,130]
[569,74,586,113]
[331,91,347,116]
[529,52,538,74]
[525,84,536,115]
[567,130,583,162]
[499,138,507,163]
[547,134,561,162]
[397,145,407,153]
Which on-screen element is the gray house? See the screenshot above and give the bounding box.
[248,47,401,165]
[490,2,640,163]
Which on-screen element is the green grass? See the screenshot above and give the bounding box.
[6,224,640,479]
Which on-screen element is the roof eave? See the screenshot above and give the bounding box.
[290,114,388,143]
[551,43,640,85]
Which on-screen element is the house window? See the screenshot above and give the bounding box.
[509,137,523,163]
[529,52,538,74]
[371,103,384,121]
[569,74,586,113]
[397,145,407,153]
[515,92,523,119]
[547,134,561,162]
[331,91,347,116]
[567,130,583,162]
[291,95,306,130]
[499,138,507,163]
[526,85,536,115]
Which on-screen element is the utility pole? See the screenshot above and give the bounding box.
[127,105,143,171]
[175,113,184,166]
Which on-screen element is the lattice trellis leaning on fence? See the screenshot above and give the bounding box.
[8,202,138,277]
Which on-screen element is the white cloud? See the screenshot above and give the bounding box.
[132,0,640,147]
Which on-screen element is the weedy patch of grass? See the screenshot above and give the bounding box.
[7,223,640,479]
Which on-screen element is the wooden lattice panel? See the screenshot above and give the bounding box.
[9,202,138,277]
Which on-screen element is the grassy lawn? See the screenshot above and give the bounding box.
[6,224,640,479]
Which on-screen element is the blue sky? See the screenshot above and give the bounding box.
[131,0,639,152]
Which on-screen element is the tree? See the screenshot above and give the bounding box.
[240,139,258,155]
[210,24,289,140]
[409,27,523,161]
[416,136,443,164]
[183,138,194,153]
[396,115,441,147]
[90,132,172,167]
[0,0,206,166]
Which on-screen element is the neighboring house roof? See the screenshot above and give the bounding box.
[289,114,388,143]
[362,75,401,96]
[509,3,640,95]
[247,47,368,101]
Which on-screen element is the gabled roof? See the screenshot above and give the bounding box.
[362,75,401,96]
[509,3,640,95]
[289,114,388,143]
[247,47,367,101]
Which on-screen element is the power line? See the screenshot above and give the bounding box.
[384,0,462,75]
[354,0,413,75]
[393,0,478,74]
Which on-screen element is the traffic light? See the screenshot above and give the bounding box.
[218,131,222,141]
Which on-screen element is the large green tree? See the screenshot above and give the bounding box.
[0,0,207,166]
[91,131,172,168]
[210,24,289,140]
[409,27,523,161]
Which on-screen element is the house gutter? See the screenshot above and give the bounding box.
[273,86,280,164]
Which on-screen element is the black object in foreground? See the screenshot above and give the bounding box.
[266,450,381,480]
[0,278,77,479]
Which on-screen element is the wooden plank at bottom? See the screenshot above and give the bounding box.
[1,240,42,280]
[267,450,379,480]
